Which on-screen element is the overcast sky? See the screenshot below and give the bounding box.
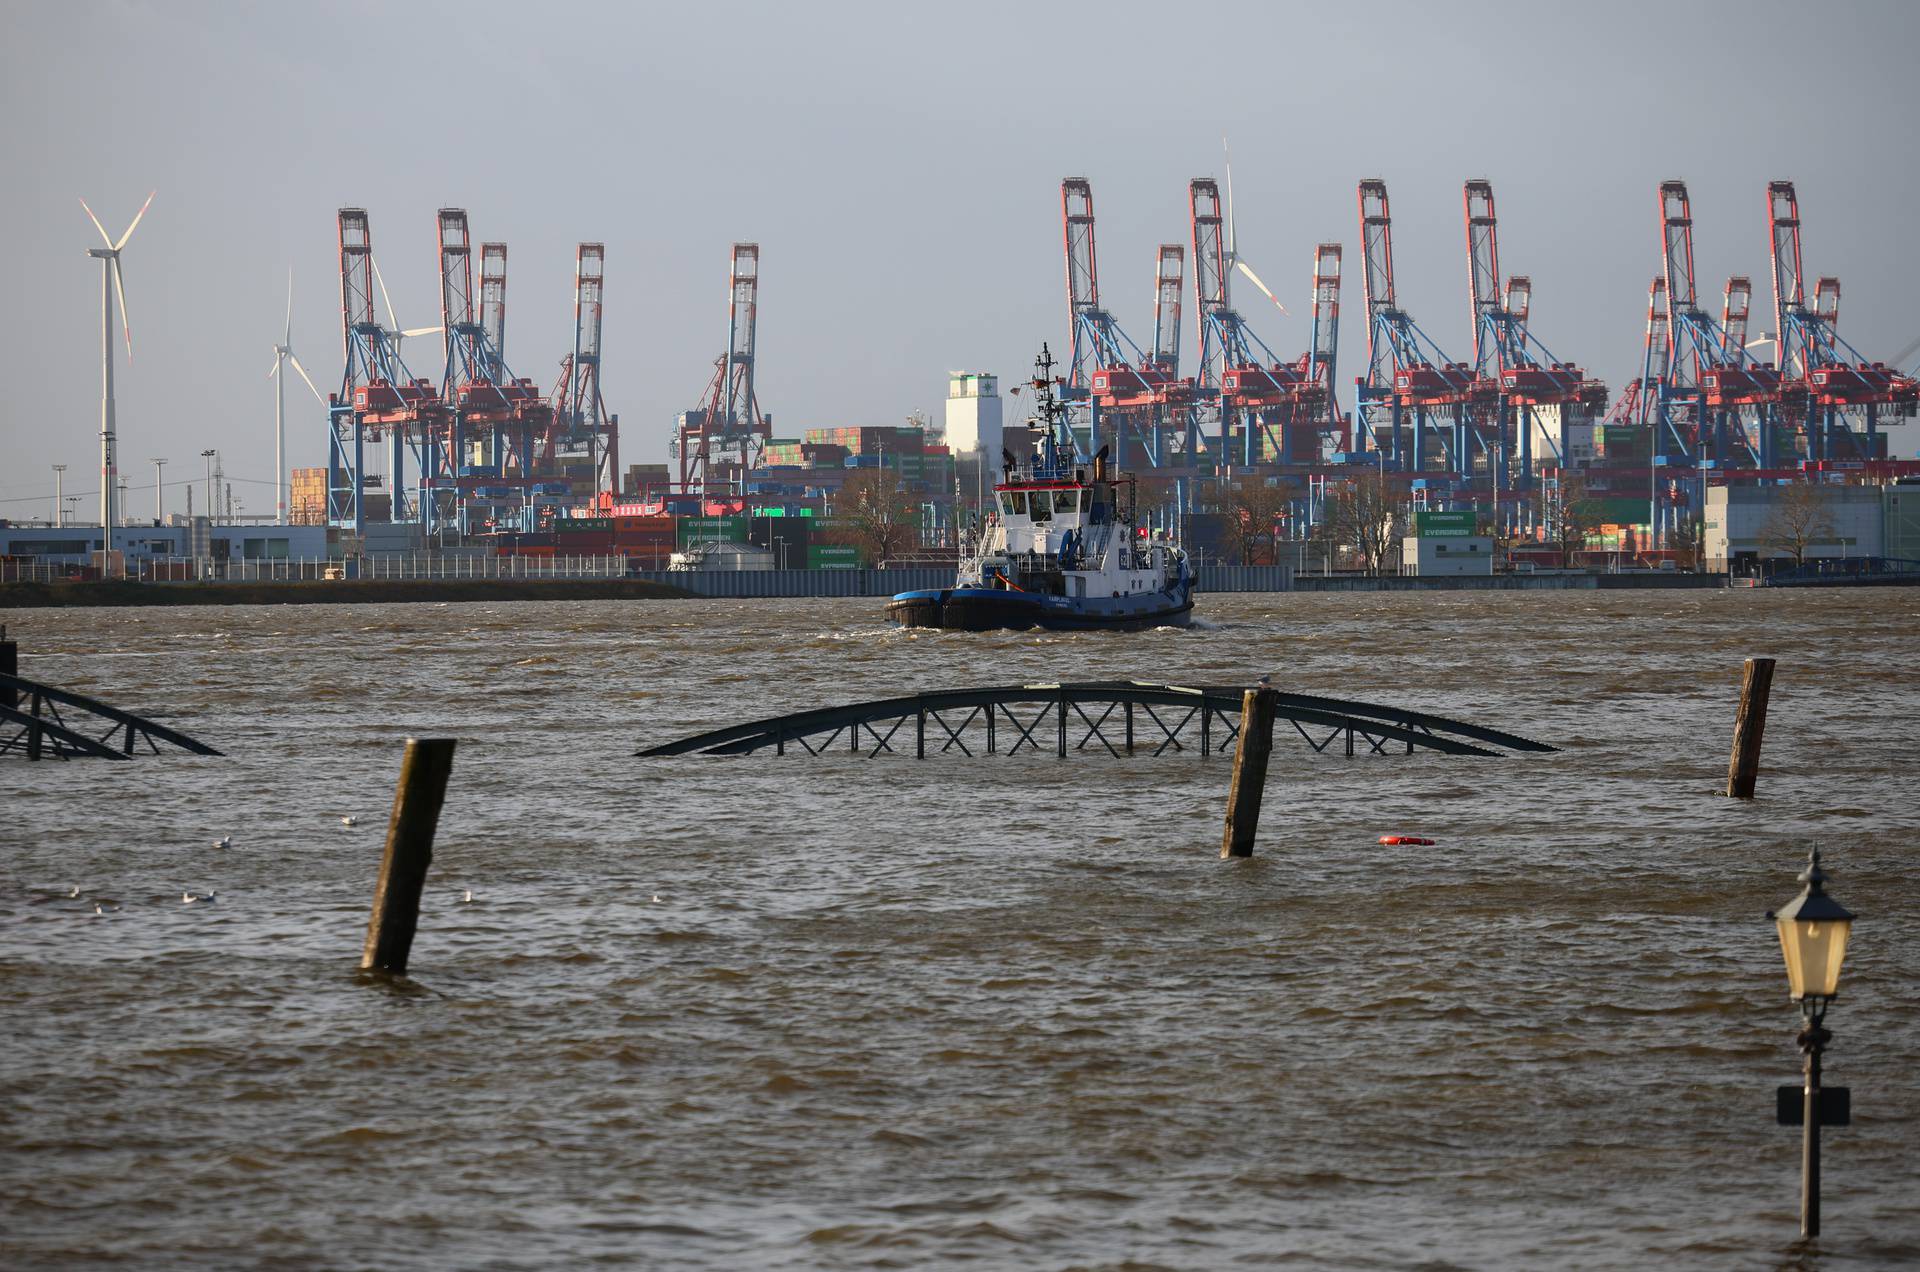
[3,0,1917,517]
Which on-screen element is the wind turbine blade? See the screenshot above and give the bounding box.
[112,190,156,251]
[401,325,443,338]
[368,253,399,330]
[284,267,294,344]
[1235,260,1289,315]
[112,258,133,361]
[268,352,283,379]
[79,197,114,247]
[1744,335,1775,348]
[287,353,327,404]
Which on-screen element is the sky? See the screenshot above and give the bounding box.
[3,0,1918,520]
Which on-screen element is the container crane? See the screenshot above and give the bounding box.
[1654,180,1776,469]
[433,214,556,533]
[1189,178,1335,469]
[676,243,768,497]
[1766,181,1916,460]
[1150,245,1184,376]
[1307,243,1344,437]
[1461,180,1604,491]
[1059,179,1172,466]
[1354,179,1475,474]
[1601,276,1667,433]
[549,242,618,498]
[1092,239,1202,487]
[327,207,444,531]
[1720,276,1752,361]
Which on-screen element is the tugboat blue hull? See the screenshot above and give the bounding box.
[886,587,1194,632]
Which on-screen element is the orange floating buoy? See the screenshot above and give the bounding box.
[1378,835,1436,846]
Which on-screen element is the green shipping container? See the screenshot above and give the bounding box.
[677,517,749,547]
[809,544,861,569]
[1415,510,1476,537]
[1589,497,1653,524]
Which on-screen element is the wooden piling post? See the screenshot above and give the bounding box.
[1726,657,1776,799]
[1221,688,1277,858]
[1,624,16,712]
[360,737,457,975]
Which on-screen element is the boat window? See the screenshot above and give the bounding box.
[1054,490,1079,514]
[1030,494,1052,523]
[1002,491,1027,517]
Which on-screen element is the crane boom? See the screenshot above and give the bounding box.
[1308,242,1341,419]
[1767,180,1807,377]
[480,242,507,381]
[1463,180,1501,375]
[1151,244,1184,376]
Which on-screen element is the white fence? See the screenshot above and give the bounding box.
[0,555,640,584]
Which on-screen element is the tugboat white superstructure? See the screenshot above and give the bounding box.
[887,347,1195,632]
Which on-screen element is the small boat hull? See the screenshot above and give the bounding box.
[886,587,1193,632]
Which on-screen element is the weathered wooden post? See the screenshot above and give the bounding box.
[360,737,457,975]
[1726,657,1776,799]
[1221,688,1277,858]
[0,624,16,712]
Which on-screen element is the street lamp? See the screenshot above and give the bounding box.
[201,450,217,526]
[1768,846,1856,1240]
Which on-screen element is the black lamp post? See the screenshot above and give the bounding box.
[1768,847,1856,1240]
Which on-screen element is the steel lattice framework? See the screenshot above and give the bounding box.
[1765,181,1917,460]
[327,208,444,531]
[677,243,768,495]
[548,242,618,497]
[1461,180,1604,488]
[1354,179,1475,474]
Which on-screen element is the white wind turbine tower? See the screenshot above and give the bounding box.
[1222,138,1288,317]
[80,191,154,565]
[267,270,328,521]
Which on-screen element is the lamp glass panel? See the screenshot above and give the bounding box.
[1777,916,1851,998]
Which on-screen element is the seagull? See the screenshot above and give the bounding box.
[340,816,358,827]
[182,890,217,904]
[651,894,663,904]
[462,889,473,903]
[212,836,232,850]
[94,903,106,916]
[69,886,81,898]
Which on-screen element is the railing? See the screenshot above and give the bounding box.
[0,555,647,584]
[1,555,1302,594]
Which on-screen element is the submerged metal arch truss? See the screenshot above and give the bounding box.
[0,674,222,761]
[639,682,1554,761]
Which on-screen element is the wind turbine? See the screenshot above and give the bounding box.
[1222,138,1288,316]
[80,191,154,566]
[369,255,442,370]
[267,270,327,522]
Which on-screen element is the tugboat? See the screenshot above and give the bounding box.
[887,347,1195,632]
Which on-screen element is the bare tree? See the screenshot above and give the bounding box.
[1221,474,1296,565]
[1760,482,1834,569]
[836,467,919,565]
[1666,516,1703,571]
[1319,472,1402,575]
[1547,474,1604,568]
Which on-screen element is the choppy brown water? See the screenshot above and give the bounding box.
[2,590,1917,1270]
